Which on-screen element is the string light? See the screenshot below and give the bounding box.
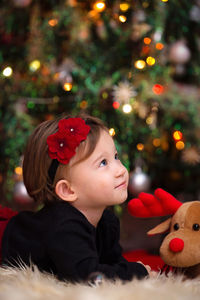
[153,138,161,147]
[120,3,130,11]
[176,141,185,150]
[93,1,106,12]
[173,130,183,141]
[29,60,41,72]
[152,84,164,95]
[146,56,156,66]
[2,66,13,77]
[109,128,116,136]
[15,166,23,175]
[156,42,164,50]
[122,104,132,113]
[137,143,144,151]
[144,37,151,45]
[119,15,127,22]
[146,116,153,125]
[80,100,88,109]
[63,82,73,91]
[134,60,146,69]
[48,18,58,27]
[113,101,120,109]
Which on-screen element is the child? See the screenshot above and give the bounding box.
[2,115,149,283]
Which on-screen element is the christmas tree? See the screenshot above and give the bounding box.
[1,0,200,207]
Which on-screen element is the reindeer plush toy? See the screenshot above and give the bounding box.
[128,188,200,279]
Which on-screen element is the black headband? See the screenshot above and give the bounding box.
[48,159,59,184]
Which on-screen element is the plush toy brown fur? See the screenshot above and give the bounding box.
[148,201,200,278]
[128,188,200,279]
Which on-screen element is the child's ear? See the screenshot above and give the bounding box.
[55,179,77,202]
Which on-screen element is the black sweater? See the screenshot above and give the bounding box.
[2,201,148,282]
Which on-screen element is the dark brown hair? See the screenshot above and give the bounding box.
[22,114,108,204]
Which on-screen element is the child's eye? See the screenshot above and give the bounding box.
[100,159,107,167]
[115,153,119,160]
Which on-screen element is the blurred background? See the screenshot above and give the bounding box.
[0,0,200,251]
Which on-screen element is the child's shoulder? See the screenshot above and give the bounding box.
[99,208,120,228]
[43,201,95,229]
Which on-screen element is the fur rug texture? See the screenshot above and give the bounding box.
[0,266,200,300]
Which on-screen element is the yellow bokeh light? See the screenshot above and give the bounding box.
[144,37,151,45]
[48,18,58,27]
[29,60,41,71]
[134,60,146,69]
[161,0,168,2]
[119,15,127,22]
[93,1,106,12]
[120,3,130,11]
[142,1,149,8]
[173,130,183,141]
[137,143,144,151]
[122,104,132,113]
[109,128,116,136]
[153,138,161,147]
[146,116,153,125]
[176,141,185,150]
[146,56,156,66]
[53,96,60,103]
[2,66,13,77]
[15,166,23,175]
[63,82,73,91]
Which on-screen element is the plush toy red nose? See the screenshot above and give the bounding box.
[169,238,184,253]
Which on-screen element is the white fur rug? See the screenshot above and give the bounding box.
[0,266,200,300]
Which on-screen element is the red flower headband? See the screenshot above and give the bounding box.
[47,118,91,164]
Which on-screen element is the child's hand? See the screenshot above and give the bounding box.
[137,261,157,277]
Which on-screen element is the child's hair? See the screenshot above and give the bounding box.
[23,114,108,204]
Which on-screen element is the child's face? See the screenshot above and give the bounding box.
[68,130,129,212]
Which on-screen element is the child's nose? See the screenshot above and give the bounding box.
[115,162,127,177]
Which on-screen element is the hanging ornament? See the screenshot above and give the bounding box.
[129,166,151,195]
[12,0,32,7]
[190,5,200,22]
[182,147,200,165]
[112,81,137,105]
[13,181,34,207]
[169,40,191,65]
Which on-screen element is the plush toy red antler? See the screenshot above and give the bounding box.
[128,188,182,218]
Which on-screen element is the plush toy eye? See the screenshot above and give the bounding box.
[193,224,200,231]
[173,223,179,231]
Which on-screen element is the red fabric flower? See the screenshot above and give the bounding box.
[47,118,90,164]
[58,118,90,144]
